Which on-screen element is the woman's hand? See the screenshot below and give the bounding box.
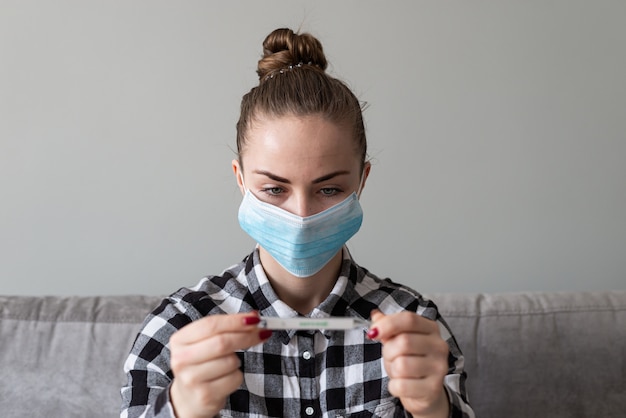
[168,312,271,418]
[368,310,450,418]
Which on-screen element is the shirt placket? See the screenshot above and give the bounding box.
[297,330,321,418]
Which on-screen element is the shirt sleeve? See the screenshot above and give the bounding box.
[444,382,476,418]
[120,298,194,418]
[436,315,475,418]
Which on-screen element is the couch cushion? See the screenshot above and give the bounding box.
[428,291,626,418]
[0,295,162,418]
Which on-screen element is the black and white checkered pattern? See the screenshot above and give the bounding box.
[121,247,475,418]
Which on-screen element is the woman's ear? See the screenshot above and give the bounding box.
[232,159,245,195]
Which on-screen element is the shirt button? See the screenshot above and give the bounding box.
[305,406,315,416]
[302,351,312,360]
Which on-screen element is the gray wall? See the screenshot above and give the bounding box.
[1,1,625,296]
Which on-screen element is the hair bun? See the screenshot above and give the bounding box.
[256,28,328,81]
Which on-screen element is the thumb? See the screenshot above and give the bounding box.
[370,309,385,322]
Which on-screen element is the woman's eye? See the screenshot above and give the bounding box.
[262,187,284,196]
[320,187,340,196]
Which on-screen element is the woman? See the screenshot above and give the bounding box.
[121,28,474,418]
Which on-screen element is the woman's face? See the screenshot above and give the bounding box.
[233,114,370,217]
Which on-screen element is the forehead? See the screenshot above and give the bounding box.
[242,114,361,174]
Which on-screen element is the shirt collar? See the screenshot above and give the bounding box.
[244,246,372,343]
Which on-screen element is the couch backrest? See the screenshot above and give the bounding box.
[1,291,625,418]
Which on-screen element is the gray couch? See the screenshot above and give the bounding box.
[1,291,625,417]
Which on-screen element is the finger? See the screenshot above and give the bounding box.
[174,353,242,388]
[368,310,439,342]
[172,328,271,367]
[381,333,449,363]
[172,366,244,414]
[198,370,245,408]
[384,352,449,380]
[171,312,261,345]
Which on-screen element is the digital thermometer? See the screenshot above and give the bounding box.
[258,317,370,330]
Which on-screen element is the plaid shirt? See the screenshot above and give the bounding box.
[121,247,474,418]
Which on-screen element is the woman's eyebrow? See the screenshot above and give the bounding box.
[252,170,350,184]
[253,170,290,183]
[312,170,350,184]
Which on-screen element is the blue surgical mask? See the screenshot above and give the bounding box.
[237,184,364,277]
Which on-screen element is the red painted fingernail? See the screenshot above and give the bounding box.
[243,316,261,325]
[259,329,273,340]
[366,327,379,339]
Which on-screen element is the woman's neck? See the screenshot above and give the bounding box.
[258,248,343,315]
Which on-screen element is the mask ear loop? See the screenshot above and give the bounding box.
[356,169,366,198]
[239,171,249,194]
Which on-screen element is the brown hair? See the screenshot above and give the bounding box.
[236,28,367,169]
